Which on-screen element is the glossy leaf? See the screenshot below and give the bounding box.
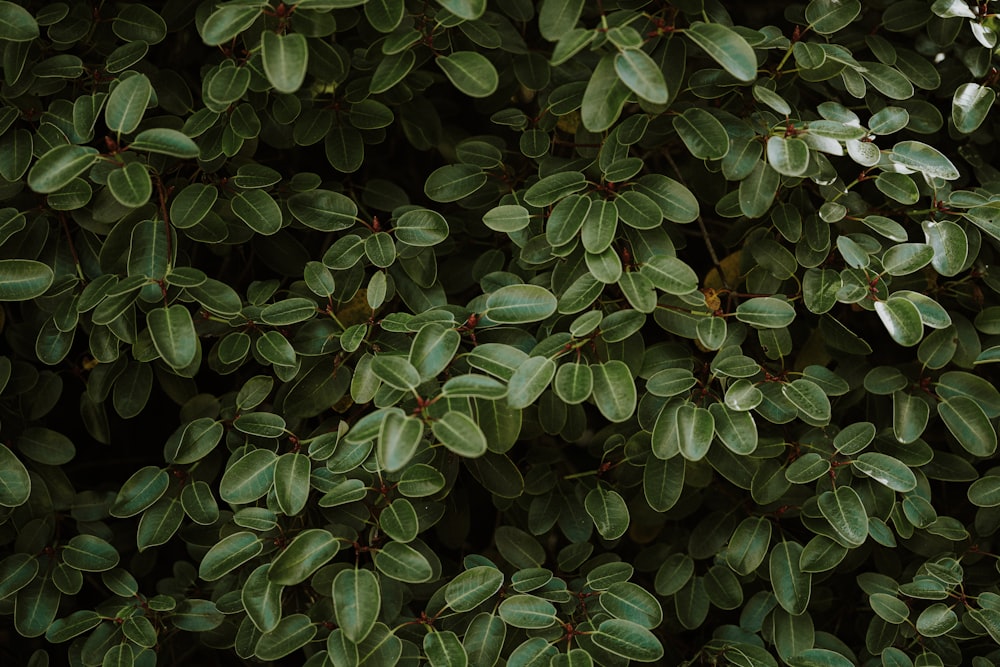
[614,49,668,103]
[685,22,757,81]
[106,74,152,135]
[436,52,498,98]
[147,305,197,370]
[27,145,100,194]
[817,486,868,547]
[261,31,308,94]
[333,568,380,642]
[446,566,504,612]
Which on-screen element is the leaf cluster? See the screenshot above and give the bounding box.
[2,0,1000,666]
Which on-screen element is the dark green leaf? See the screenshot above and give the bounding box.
[0,1,40,41]
[333,568,381,642]
[261,31,308,94]
[436,52,498,98]
[27,145,99,194]
[106,74,152,135]
[685,22,757,81]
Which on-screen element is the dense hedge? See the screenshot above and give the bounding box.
[3,0,1000,665]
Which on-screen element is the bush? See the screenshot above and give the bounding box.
[3,0,1000,665]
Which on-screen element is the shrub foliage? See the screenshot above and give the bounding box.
[2,0,1000,665]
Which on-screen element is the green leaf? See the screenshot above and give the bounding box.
[106,74,152,135]
[425,164,487,203]
[171,183,218,229]
[27,145,100,194]
[869,593,910,624]
[614,49,668,104]
[726,516,771,575]
[875,172,919,204]
[882,243,934,276]
[817,486,868,546]
[273,452,310,516]
[915,603,958,637]
[890,140,960,180]
[113,4,167,44]
[261,31,308,94]
[395,209,449,246]
[485,284,556,324]
[600,581,663,629]
[130,128,200,158]
[45,610,102,643]
[232,189,283,235]
[147,305,198,370]
[893,390,929,444]
[110,466,168,517]
[269,529,340,585]
[61,535,118,572]
[673,108,730,160]
[243,564,283,633]
[539,0,584,41]
[806,0,861,32]
[685,22,757,81]
[782,379,831,424]
[786,649,855,667]
[181,480,219,525]
[0,442,30,507]
[433,411,487,458]
[767,136,810,177]
[446,566,505,612]
[952,82,995,134]
[373,540,434,582]
[590,360,635,423]
[641,256,698,295]
[507,357,556,410]
[546,194,590,246]
[523,171,587,207]
[853,453,917,492]
[736,297,796,328]
[425,630,468,667]
[921,220,967,277]
[582,53,631,132]
[938,396,997,457]
[198,531,263,581]
[410,324,461,381]
[0,260,54,301]
[219,448,277,504]
[675,402,716,461]
[875,297,923,346]
[255,614,317,661]
[200,4,261,46]
[378,410,424,472]
[498,594,558,629]
[107,161,152,207]
[288,189,357,231]
[585,485,630,540]
[554,362,593,405]
[372,355,421,391]
[710,403,758,454]
[484,204,531,232]
[436,0,486,21]
[14,578,59,638]
[137,497,184,551]
[592,618,664,663]
[968,476,1000,507]
[436,52,498,98]
[740,161,780,218]
[860,62,913,99]
[333,568,381,642]
[770,541,811,615]
[0,2,40,41]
